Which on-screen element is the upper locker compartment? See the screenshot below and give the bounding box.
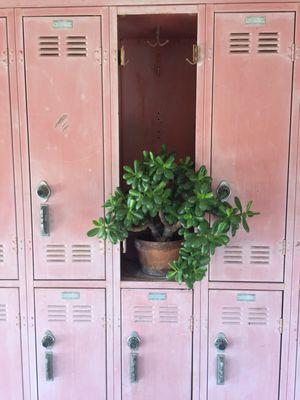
[23,16,105,280]
[210,12,295,282]
[0,18,18,280]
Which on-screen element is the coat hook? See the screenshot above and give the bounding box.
[147,25,169,48]
[119,45,129,67]
[186,44,201,65]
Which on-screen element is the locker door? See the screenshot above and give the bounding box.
[210,12,294,282]
[35,288,106,400]
[0,288,24,399]
[23,16,105,280]
[0,18,18,279]
[121,289,193,400]
[208,290,282,399]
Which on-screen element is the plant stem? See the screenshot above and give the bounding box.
[159,210,181,241]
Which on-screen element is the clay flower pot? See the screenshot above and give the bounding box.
[135,238,182,276]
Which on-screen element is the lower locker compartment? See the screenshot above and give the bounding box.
[208,289,282,400]
[0,288,24,400]
[35,288,106,400]
[121,288,193,400]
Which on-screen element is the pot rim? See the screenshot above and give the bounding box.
[135,238,182,250]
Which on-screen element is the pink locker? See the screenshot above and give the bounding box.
[0,288,24,399]
[210,12,295,282]
[208,290,282,399]
[23,15,105,280]
[0,17,18,279]
[295,291,300,399]
[35,288,106,399]
[121,289,193,400]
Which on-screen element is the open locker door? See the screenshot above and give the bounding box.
[23,15,106,280]
[210,12,295,282]
[0,18,18,279]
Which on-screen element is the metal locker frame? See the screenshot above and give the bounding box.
[0,2,298,400]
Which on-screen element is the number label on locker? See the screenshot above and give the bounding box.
[208,290,282,399]
[121,289,193,400]
[35,289,106,400]
[23,16,105,280]
[210,12,295,282]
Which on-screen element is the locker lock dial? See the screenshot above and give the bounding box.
[42,330,55,349]
[214,332,228,352]
[127,331,141,351]
[216,181,231,202]
[36,180,51,202]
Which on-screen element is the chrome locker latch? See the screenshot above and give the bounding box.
[127,331,141,383]
[37,181,51,236]
[216,354,225,385]
[42,330,55,381]
[214,332,228,385]
[40,204,50,236]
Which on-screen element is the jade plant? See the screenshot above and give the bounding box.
[88,145,259,288]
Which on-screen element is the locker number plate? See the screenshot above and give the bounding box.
[148,292,167,301]
[61,291,80,300]
[245,16,266,26]
[52,20,73,29]
[237,293,256,302]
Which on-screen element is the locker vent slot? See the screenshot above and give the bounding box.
[159,306,179,324]
[248,307,268,325]
[221,306,242,325]
[133,305,154,323]
[250,246,270,264]
[47,305,67,322]
[0,304,7,322]
[39,36,60,57]
[73,305,93,322]
[66,36,87,57]
[0,244,4,263]
[258,32,279,53]
[223,246,243,264]
[46,245,66,262]
[229,33,250,54]
[72,245,92,263]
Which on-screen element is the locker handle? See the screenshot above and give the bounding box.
[42,331,55,382]
[216,353,225,385]
[130,353,138,383]
[45,351,54,381]
[40,204,50,236]
[127,332,141,383]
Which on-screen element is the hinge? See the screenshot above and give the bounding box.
[94,47,102,64]
[189,315,194,331]
[290,43,300,62]
[291,43,295,61]
[279,318,283,334]
[280,239,287,256]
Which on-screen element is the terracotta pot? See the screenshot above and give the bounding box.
[135,239,182,276]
